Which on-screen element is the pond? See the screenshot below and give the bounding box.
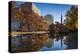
[40,36,68,51]
[10,32,78,52]
[40,31,78,51]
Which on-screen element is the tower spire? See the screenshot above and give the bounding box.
[61,14,62,24]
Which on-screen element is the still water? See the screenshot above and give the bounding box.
[11,32,77,52]
[40,36,67,51]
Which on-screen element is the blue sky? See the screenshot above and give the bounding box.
[16,1,74,23]
[34,3,73,23]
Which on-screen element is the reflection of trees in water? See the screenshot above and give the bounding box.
[64,31,78,49]
[45,39,53,48]
[48,32,64,48]
[11,34,49,53]
[48,29,78,49]
[11,31,77,53]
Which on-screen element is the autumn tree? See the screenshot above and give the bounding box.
[65,6,78,31]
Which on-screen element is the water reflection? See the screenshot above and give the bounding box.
[40,31,78,51]
[40,36,68,51]
[11,32,77,52]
